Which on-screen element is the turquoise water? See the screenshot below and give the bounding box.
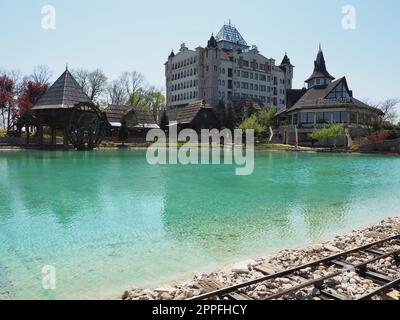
[0,150,400,300]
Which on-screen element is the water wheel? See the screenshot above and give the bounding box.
[67,103,106,150]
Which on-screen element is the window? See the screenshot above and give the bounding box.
[340,111,349,124]
[260,75,266,81]
[350,112,358,124]
[316,112,332,124]
[300,112,315,124]
[327,82,351,99]
[242,71,249,78]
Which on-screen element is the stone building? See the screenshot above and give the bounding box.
[165,22,292,115]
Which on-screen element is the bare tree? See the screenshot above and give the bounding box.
[71,69,108,102]
[377,99,400,124]
[87,69,108,102]
[364,98,400,124]
[120,71,145,98]
[31,65,53,85]
[107,79,128,105]
[71,69,90,94]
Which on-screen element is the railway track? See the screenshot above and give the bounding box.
[188,234,400,301]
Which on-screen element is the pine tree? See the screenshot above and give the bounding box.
[118,118,129,145]
[225,103,237,132]
[160,110,169,132]
[215,100,226,127]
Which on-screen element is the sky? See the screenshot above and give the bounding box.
[1,0,399,102]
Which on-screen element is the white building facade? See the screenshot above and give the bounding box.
[165,22,294,112]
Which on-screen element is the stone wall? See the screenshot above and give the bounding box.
[359,138,400,153]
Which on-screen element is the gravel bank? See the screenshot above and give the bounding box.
[122,217,400,301]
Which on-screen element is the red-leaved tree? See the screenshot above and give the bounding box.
[18,81,48,113]
[0,75,15,130]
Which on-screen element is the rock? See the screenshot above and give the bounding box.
[232,262,250,274]
[122,290,130,300]
[154,287,176,294]
[384,290,400,300]
[324,244,342,252]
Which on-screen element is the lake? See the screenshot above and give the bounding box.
[0,150,399,299]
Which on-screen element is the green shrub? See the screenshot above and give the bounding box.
[309,124,345,148]
[239,114,265,136]
[0,129,7,138]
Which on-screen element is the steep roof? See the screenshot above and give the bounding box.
[33,69,91,110]
[280,53,292,66]
[286,88,307,108]
[215,22,248,46]
[207,34,218,48]
[104,105,131,123]
[285,77,383,115]
[176,100,213,124]
[305,47,335,83]
[104,105,156,126]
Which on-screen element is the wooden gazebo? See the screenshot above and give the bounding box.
[32,68,107,150]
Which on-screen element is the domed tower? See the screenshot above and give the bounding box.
[305,45,335,89]
[279,52,294,90]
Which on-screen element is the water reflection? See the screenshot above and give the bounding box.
[1,151,400,299]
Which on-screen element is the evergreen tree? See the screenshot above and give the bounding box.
[118,118,129,145]
[160,110,169,133]
[225,103,237,131]
[215,100,226,127]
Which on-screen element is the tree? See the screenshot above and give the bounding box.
[225,103,237,131]
[0,75,14,130]
[120,71,145,98]
[108,79,128,105]
[31,65,53,85]
[127,86,165,122]
[239,114,265,137]
[362,98,400,125]
[377,99,400,124]
[309,124,345,149]
[243,100,258,120]
[118,118,130,145]
[72,69,108,102]
[160,110,169,133]
[257,107,276,132]
[215,100,226,126]
[18,81,48,112]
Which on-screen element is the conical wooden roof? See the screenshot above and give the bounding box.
[33,69,91,110]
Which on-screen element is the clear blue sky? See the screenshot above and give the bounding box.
[1,0,399,102]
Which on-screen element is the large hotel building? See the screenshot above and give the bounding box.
[165,22,293,113]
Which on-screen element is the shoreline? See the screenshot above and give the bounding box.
[1,145,399,156]
[122,217,400,300]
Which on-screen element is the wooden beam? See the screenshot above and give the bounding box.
[51,127,57,146]
[63,128,69,150]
